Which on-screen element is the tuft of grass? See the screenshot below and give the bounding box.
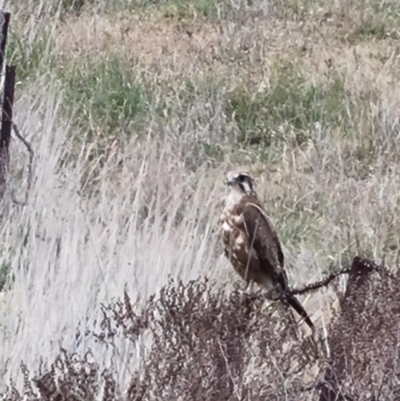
[56,0,223,17]
[13,0,103,17]
[57,0,98,16]
[271,0,326,19]
[356,0,400,39]
[160,0,220,20]
[225,60,351,147]
[6,29,56,83]
[0,262,11,292]
[271,0,400,41]
[61,57,153,136]
[354,19,388,40]
[350,7,400,41]
[96,0,242,21]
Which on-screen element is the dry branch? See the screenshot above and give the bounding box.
[260,263,356,303]
[10,122,34,206]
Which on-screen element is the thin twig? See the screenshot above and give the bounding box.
[10,121,34,206]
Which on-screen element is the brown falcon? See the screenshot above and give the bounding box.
[220,170,314,330]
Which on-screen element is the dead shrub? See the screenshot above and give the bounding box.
[5,258,400,401]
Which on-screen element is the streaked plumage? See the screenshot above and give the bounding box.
[221,170,313,330]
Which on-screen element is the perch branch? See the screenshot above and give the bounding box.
[262,262,379,302]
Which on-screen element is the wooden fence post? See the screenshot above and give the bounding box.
[0,11,13,197]
[1,65,15,148]
[0,12,10,72]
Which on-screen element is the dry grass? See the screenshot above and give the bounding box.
[1,0,400,397]
[0,84,231,387]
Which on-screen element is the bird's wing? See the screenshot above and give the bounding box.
[241,201,288,290]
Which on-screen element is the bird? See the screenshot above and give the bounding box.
[220,169,314,330]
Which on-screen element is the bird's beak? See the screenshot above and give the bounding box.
[226,178,236,186]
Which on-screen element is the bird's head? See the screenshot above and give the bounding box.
[225,170,256,196]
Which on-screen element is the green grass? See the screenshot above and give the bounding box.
[271,0,328,18]
[59,0,248,21]
[159,0,220,20]
[225,60,352,148]
[53,0,222,18]
[351,11,399,41]
[17,0,115,16]
[6,29,56,82]
[271,0,400,41]
[0,262,11,292]
[61,57,153,136]
[278,208,318,248]
[58,0,86,14]
[223,58,384,168]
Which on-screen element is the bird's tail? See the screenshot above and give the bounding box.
[271,298,302,341]
[274,272,314,330]
[285,293,314,330]
[260,277,314,331]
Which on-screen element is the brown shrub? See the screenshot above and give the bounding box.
[319,257,400,401]
[4,257,400,401]
[3,278,318,401]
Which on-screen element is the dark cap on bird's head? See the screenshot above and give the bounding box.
[225,170,256,195]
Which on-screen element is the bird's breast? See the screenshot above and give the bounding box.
[222,220,231,232]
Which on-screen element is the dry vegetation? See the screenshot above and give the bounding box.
[0,0,400,399]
